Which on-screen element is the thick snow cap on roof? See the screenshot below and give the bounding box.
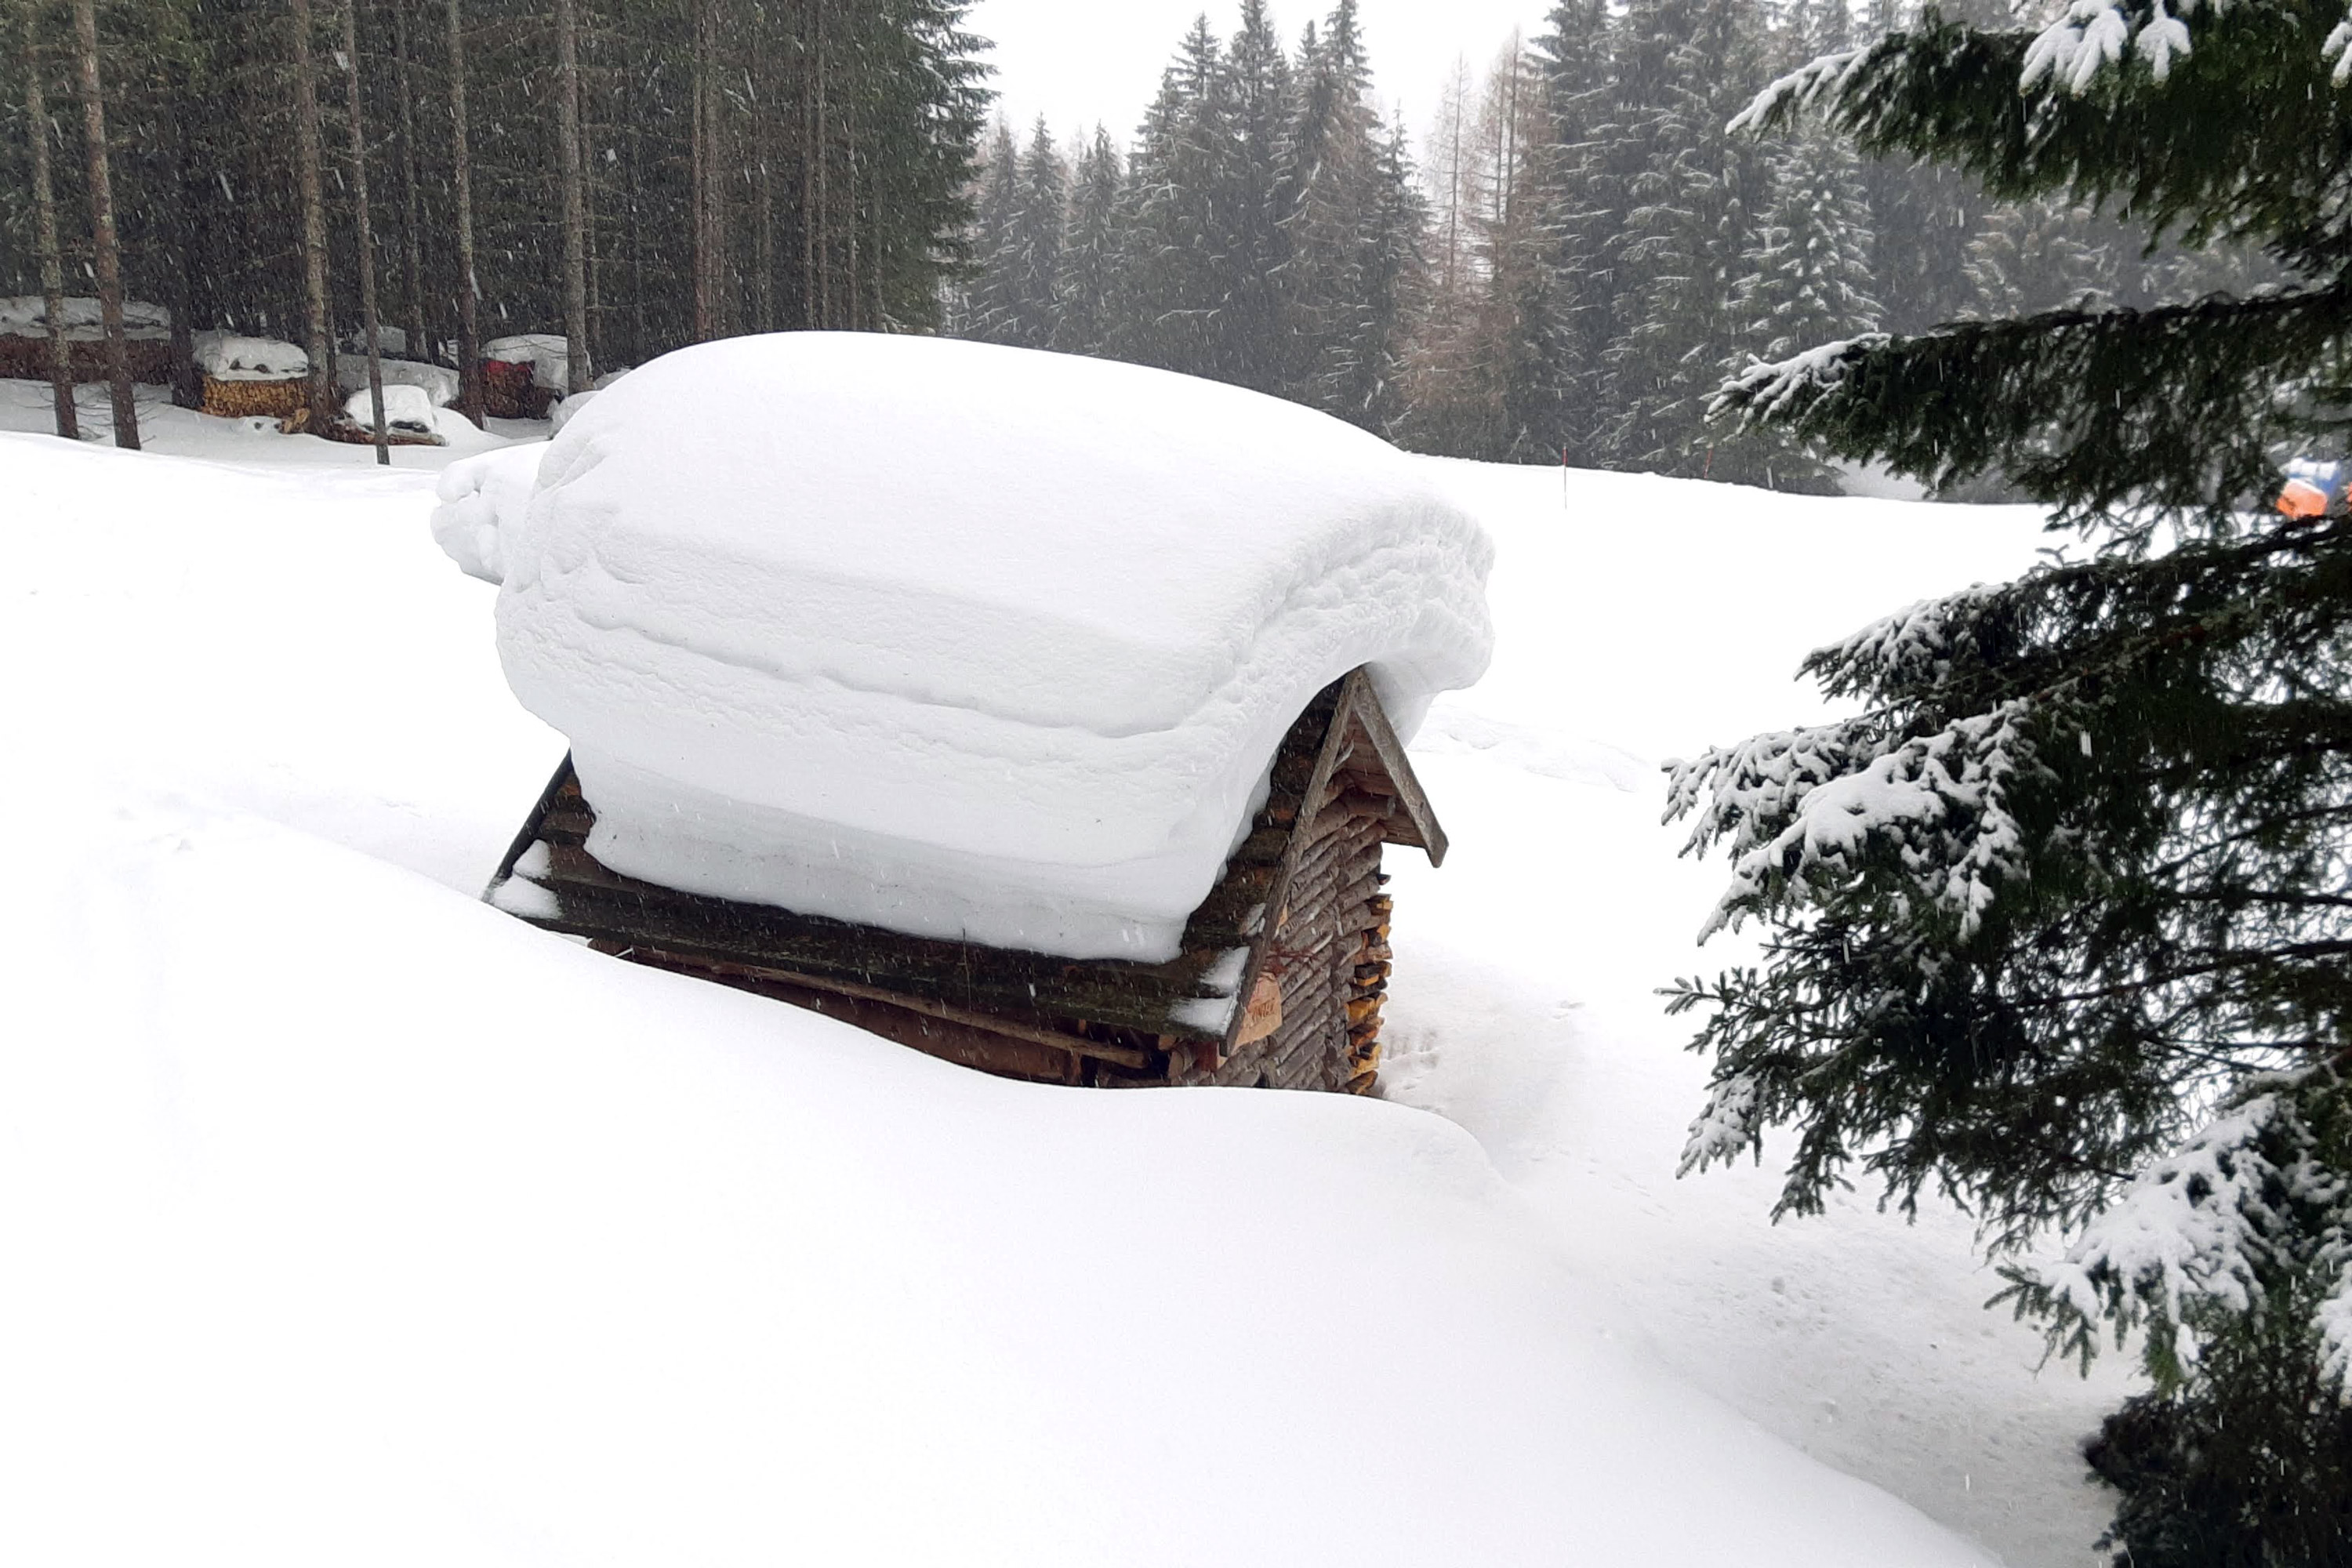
[495,333,1494,960]
[193,330,307,381]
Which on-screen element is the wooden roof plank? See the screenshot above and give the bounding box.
[1338,670,1450,867]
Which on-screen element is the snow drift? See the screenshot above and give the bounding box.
[432,439,548,584]
[492,333,1495,960]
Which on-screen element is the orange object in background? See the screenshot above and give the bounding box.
[2279,477,2332,518]
[2278,458,2346,519]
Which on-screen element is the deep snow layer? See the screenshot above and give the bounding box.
[495,336,1494,959]
[0,424,2129,1566]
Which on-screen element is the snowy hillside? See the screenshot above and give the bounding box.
[1,426,2127,1566]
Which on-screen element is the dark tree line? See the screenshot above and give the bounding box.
[953,0,1425,437]
[2,0,989,442]
[954,0,2281,490]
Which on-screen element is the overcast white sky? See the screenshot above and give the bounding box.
[965,0,1550,153]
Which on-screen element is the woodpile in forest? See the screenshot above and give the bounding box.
[486,668,1448,1094]
[0,298,175,384]
[481,358,553,420]
[0,332,172,385]
[199,375,306,420]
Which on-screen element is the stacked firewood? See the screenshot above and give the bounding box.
[1232,716,1401,1094]
[201,375,305,420]
[1345,894,1392,1094]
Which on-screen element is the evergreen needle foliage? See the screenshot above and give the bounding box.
[1686,3,2352,1559]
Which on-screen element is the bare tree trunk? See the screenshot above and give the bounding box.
[808,0,826,329]
[21,1,78,440]
[751,2,772,334]
[290,0,336,431]
[389,0,428,363]
[154,82,202,409]
[688,0,710,339]
[554,0,591,389]
[445,0,482,424]
[844,132,858,332]
[798,0,815,328]
[70,0,136,448]
[341,0,390,462]
[626,84,644,363]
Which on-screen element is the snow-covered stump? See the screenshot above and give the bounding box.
[455,332,1493,1093]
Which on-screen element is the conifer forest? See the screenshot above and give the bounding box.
[2,0,2280,480]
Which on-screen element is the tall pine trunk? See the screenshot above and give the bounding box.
[341,0,390,461]
[554,0,591,389]
[751,2,773,334]
[689,0,716,339]
[389,0,427,363]
[804,0,825,329]
[155,81,201,409]
[289,0,336,430]
[625,85,644,364]
[445,0,481,424]
[70,0,136,448]
[21,0,78,440]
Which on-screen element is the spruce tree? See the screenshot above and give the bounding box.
[1217,0,1289,393]
[964,117,1020,342]
[1962,194,2114,318]
[1277,2,1389,422]
[1693,5,2352,1555]
[1597,0,1769,476]
[1052,125,1122,358]
[999,117,1067,350]
[1529,0,1622,465]
[1719,125,1878,490]
[1109,22,1229,380]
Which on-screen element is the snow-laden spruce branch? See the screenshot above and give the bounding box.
[1729,0,2352,134]
[1679,1071,1767,1178]
[1708,336,1887,428]
[2002,1068,2352,1390]
[1668,588,2045,946]
[1726,49,1864,136]
[1670,700,2040,942]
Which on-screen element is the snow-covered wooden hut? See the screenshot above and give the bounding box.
[465,333,1493,1092]
[192,331,308,420]
[0,296,174,383]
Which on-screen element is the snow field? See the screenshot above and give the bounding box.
[0,375,532,466]
[1385,458,2132,1566]
[0,424,2123,1566]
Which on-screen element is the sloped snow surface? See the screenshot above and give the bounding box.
[494,335,1494,959]
[1,426,2123,1566]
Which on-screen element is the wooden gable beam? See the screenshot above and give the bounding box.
[1336,669,1450,868]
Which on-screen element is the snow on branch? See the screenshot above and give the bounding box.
[1808,586,2006,696]
[2324,1255,2352,1385]
[1679,1072,1766,1177]
[2010,0,2352,94]
[1709,336,1889,429]
[1726,49,1863,135]
[2013,1070,2352,1394]
[2040,1092,2293,1330]
[1670,702,2042,943]
[2325,14,2352,84]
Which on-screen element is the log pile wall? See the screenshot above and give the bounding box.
[1160,720,1394,1095]
[492,667,1430,1097]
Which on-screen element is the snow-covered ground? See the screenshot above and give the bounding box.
[2,406,2130,1566]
